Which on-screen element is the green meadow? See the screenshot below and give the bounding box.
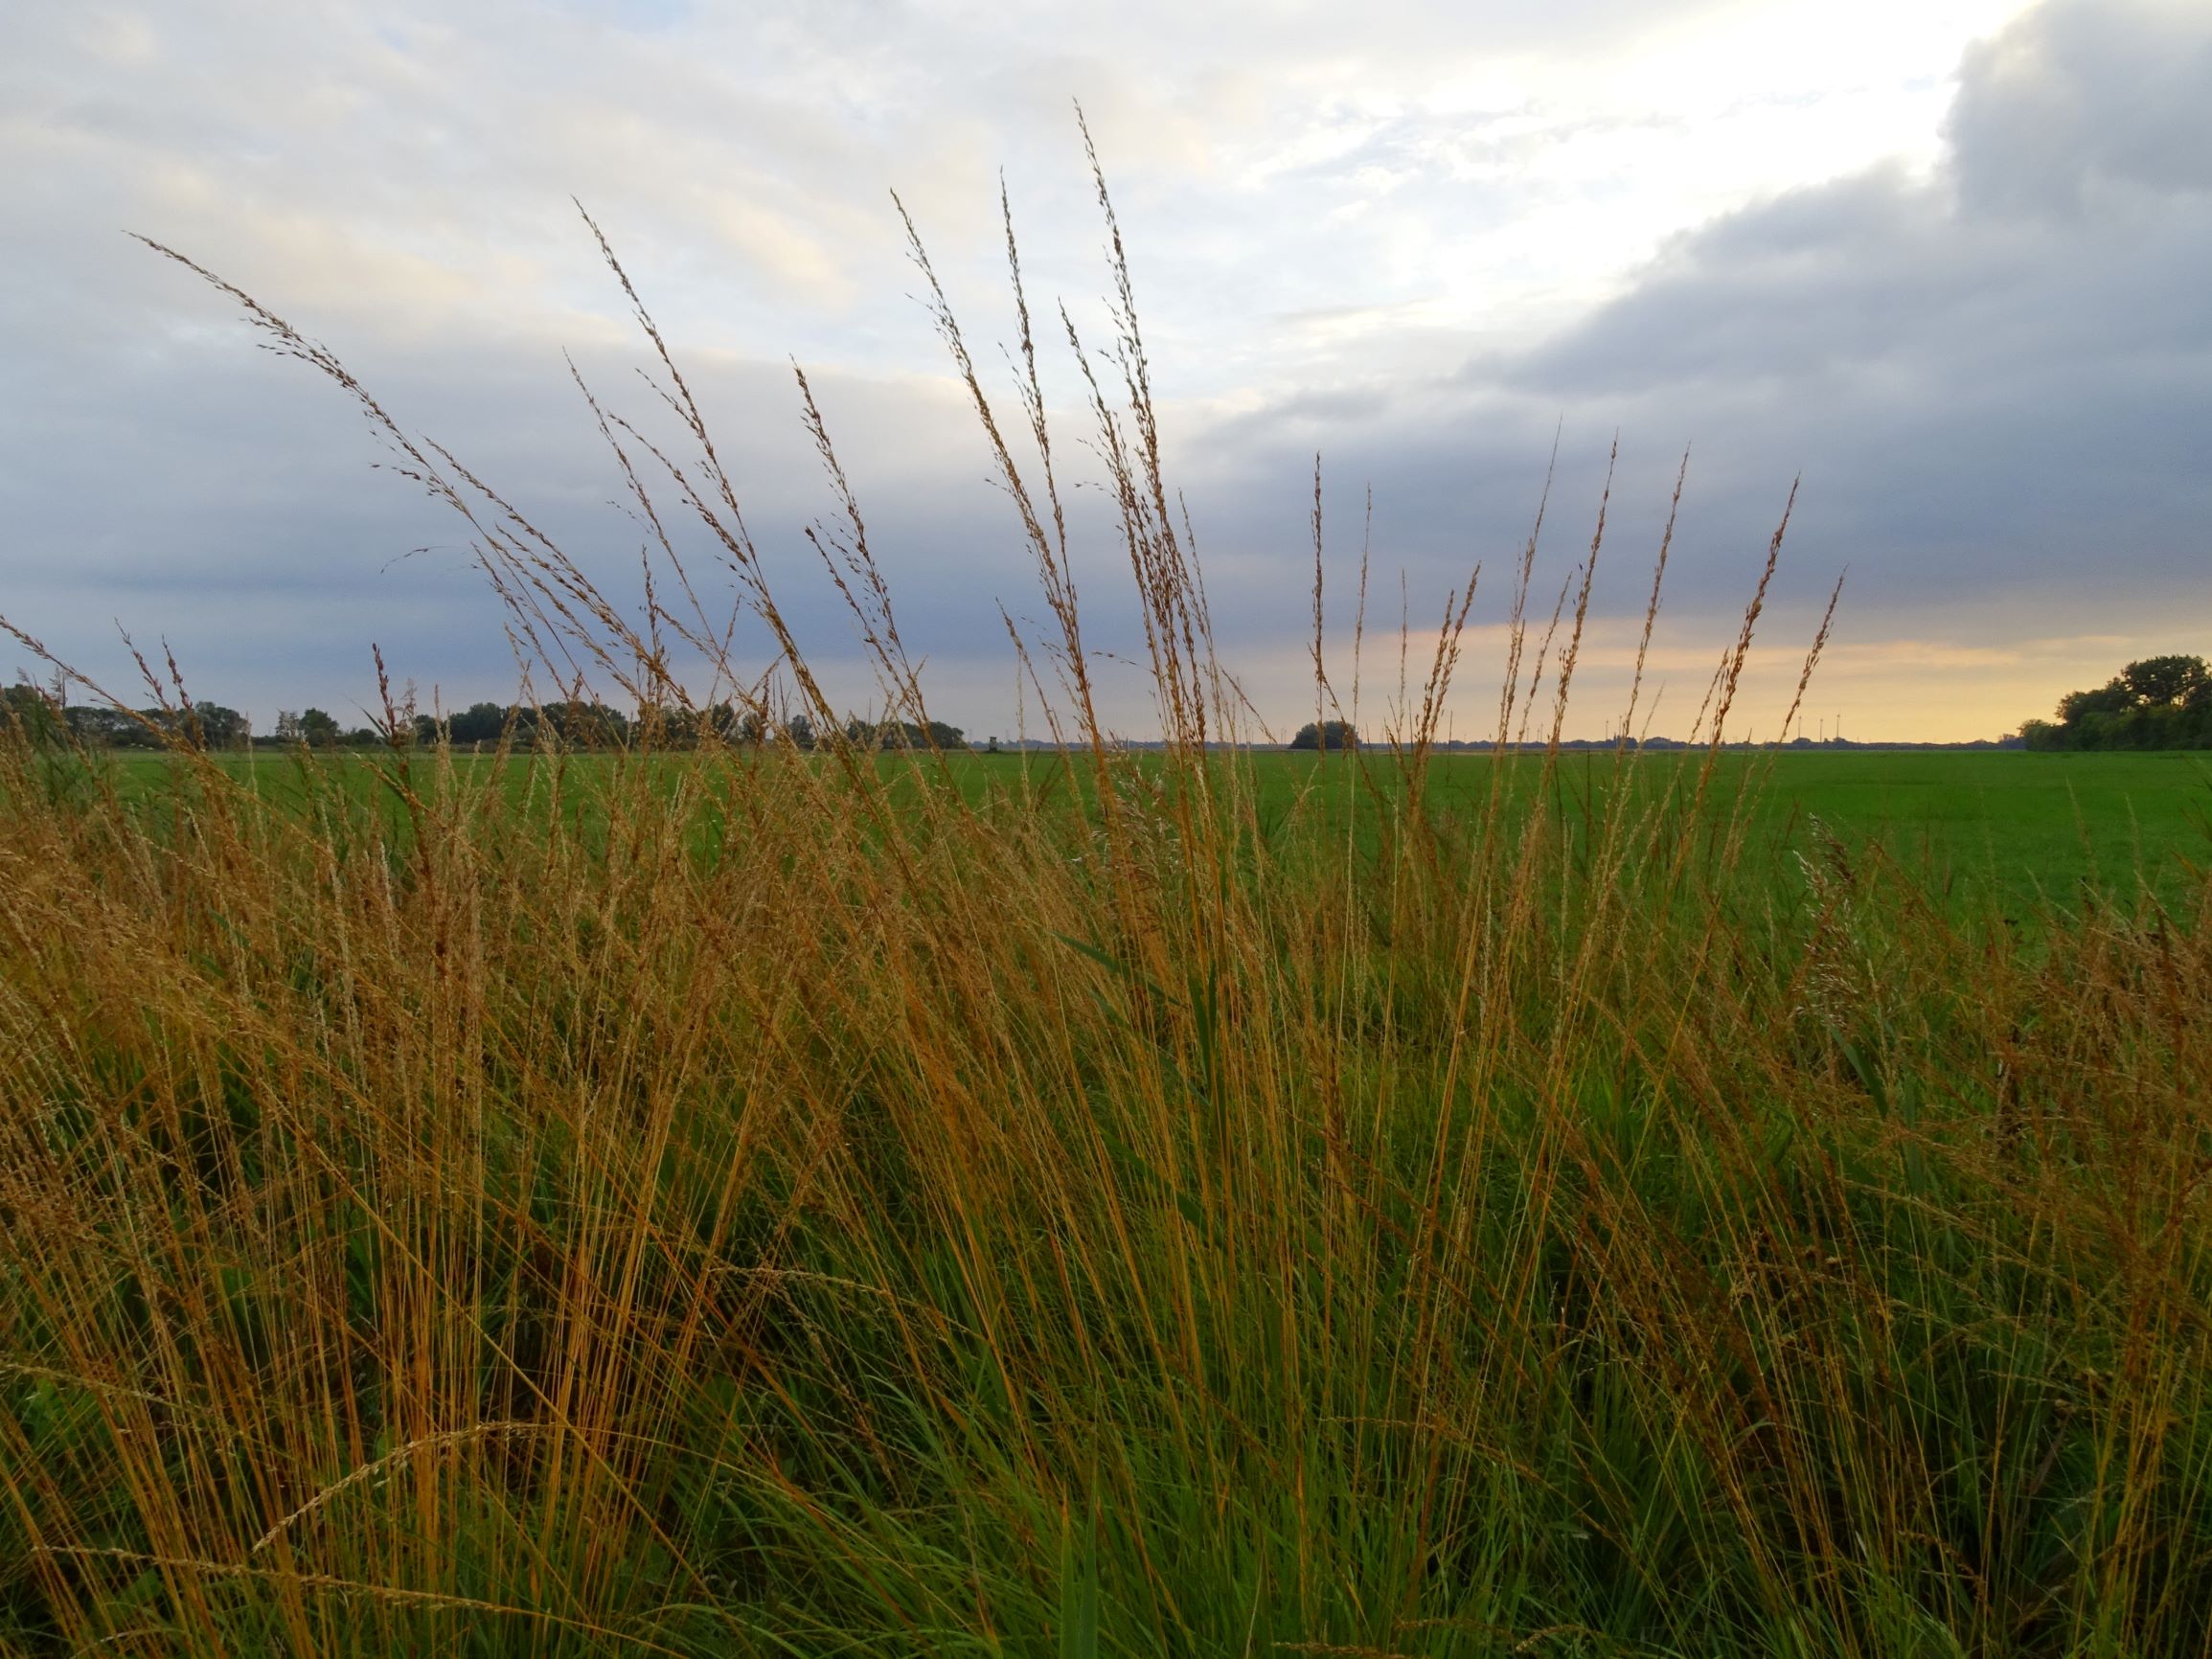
[96,744,2212,916]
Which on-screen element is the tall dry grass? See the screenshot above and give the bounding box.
[3,148,2211,1657]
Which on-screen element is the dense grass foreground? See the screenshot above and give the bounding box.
[9,716,2212,1659]
[7,160,2212,1657]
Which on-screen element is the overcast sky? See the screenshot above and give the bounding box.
[3,0,2207,740]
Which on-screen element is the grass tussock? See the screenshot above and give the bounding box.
[4,148,2212,1658]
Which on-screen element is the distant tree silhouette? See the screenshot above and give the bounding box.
[2122,655,2211,709]
[29,685,980,757]
[446,702,510,744]
[2056,680,2134,724]
[838,716,968,752]
[1,684,62,746]
[1288,719,1358,752]
[2026,655,2212,750]
[188,704,249,749]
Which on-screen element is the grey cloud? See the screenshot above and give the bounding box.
[1949,0,2212,215]
[1504,0,2212,398]
[0,270,1141,720]
[1171,0,2212,658]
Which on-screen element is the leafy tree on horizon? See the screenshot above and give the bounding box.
[2,683,62,746]
[445,702,511,744]
[187,703,249,749]
[1288,719,1358,752]
[838,716,968,752]
[2025,654,2211,751]
[2123,655,2212,709]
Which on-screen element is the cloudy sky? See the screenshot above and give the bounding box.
[3,0,2207,741]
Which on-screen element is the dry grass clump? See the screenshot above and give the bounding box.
[4,150,2211,1658]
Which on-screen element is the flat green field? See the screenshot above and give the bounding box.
[95,745,2212,916]
[1307,749,2212,915]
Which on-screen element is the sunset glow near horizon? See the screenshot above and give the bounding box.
[4,0,2208,743]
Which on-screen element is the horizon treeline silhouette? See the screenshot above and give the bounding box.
[0,686,980,753]
[2021,654,2212,751]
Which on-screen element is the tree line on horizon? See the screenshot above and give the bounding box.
[22,671,2211,757]
[0,688,973,754]
[2019,654,2212,751]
